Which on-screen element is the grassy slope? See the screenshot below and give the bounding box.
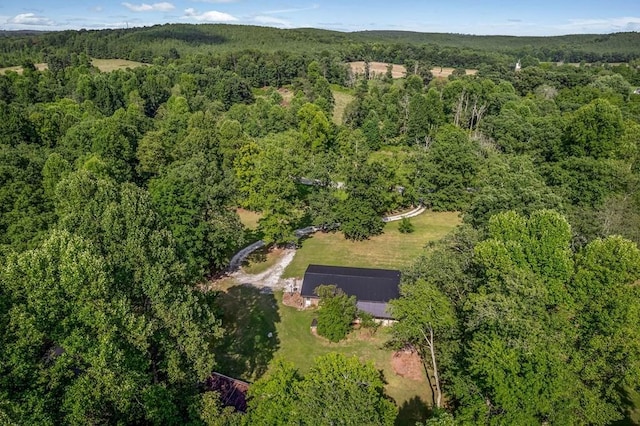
[274,294,433,412]
[283,211,461,278]
[214,283,433,423]
[331,89,354,125]
[236,208,262,230]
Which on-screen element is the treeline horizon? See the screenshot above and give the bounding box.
[1,24,639,69]
[1,22,640,424]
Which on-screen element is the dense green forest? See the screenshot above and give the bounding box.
[1,24,640,68]
[1,23,640,424]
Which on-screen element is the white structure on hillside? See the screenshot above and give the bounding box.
[515,59,522,72]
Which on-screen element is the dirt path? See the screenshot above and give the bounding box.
[230,248,296,290]
[383,205,427,222]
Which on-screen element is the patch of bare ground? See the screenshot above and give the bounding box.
[277,88,294,106]
[349,61,406,78]
[348,61,478,79]
[430,66,478,78]
[391,349,425,382]
[282,291,303,308]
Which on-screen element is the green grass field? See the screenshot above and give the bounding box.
[273,294,432,413]
[283,211,461,278]
[90,58,147,72]
[236,208,263,230]
[331,86,354,125]
[213,283,433,424]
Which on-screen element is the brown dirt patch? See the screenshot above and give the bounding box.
[282,291,303,308]
[391,349,424,382]
[349,61,406,78]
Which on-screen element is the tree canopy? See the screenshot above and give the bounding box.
[1,23,640,424]
[247,354,397,426]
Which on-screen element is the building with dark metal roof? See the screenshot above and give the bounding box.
[300,264,401,320]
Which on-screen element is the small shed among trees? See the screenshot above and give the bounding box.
[300,265,401,320]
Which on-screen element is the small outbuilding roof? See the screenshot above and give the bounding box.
[300,264,401,303]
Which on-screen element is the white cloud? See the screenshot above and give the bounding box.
[557,16,640,33]
[183,8,237,22]
[90,6,104,12]
[7,13,55,26]
[254,15,291,27]
[122,2,175,12]
[192,0,238,3]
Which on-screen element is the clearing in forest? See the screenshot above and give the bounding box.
[90,58,147,72]
[0,59,146,74]
[236,208,263,230]
[431,66,478,78]
[348,61,478,79]
[349,61,406,78]
[212,282,434,425]
[283,210,461,278]
[332,88,354,124]
[0,63,47,74]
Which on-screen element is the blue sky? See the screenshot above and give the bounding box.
[1,1,639,36]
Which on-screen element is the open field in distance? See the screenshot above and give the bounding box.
[348,61,478,79]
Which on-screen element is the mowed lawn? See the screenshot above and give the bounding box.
[283,210,461,278]
[212,283,433,424]
[273,294,433,415]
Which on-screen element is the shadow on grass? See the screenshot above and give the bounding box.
[214,284,280,382]
[241,246,268,269]
[611,386,640,425]
[395,396,431,426]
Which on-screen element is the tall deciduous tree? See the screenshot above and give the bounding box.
[249,354,396,425]
[149,154,244,276]
[390,279,455,407]
[234,131,305,244]
[315,285,357,342]
[54,170,223,378]
[297,103,333,153]
[564,98,624,159]
[338,161,387,240]
[571,236,640,409]
[465,155,563,229]
[246,359,300,425]
[419,124,480,211]
[460,211,637,424]
[299,354,397,425]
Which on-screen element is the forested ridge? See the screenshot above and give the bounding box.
[1,23,640,424]
[1,24,640,68]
